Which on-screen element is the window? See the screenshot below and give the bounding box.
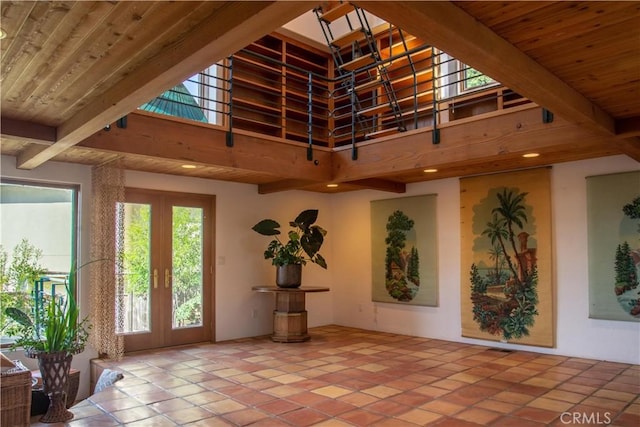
[0,180,78,344]
[460,63,496,92]
[139,62,227,126]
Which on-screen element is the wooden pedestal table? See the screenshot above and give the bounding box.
[252,286,329,342]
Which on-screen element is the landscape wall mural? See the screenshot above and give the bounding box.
[460,168,554,347]
[371,195,438,306]
[587,171,640,322]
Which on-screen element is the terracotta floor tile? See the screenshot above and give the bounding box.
[420,399,466,415]
[312,385,353,398]
[311,420,354,427]
[362,385,403,398]
[222,408,269,425]
[133,390,175,405]
[442,384,499,406]
[256,398,302,415]
[491,415,548,426]
[164,406,215,424]
[454,407,501,424]
[338,408,386,426]
[364,400,412,417]
[557,382,598,395]
[95,396,143,413]
[79,326,637,427]
[493,390,536,405]
[540,389,586,404]
[431,378,468,391]
[339,390,380,407]
[149,397,193,413]
[312,398,358,416]
[125,414,178,426]
[110,405,159,423]
[474,398,520,414]
[202,398,247,414]
[580,396,628,411]
[512,406,559,424]
[280,407,329,426]
[527,396,574,412]
[396,408,443,425]
[592,388,637,402]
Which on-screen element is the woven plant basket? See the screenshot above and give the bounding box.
[30,351,74,423]
[0,365,32,426]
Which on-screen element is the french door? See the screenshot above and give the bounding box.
[117,188,214,352]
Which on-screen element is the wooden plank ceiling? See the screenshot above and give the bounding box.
[1,1,638,193]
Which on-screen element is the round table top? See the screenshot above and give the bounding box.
[252,285,330,293]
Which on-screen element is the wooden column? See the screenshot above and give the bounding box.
[252,286,330,343]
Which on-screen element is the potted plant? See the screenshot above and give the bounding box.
[4,269,90,423]
[252,209,327,287]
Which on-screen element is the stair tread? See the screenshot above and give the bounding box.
[358,102,392,116]
[320,2,354,23]
[332,23,393,49]
[340,54,375,71]
[354,78,382,92]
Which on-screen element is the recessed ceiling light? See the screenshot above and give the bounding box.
[0,28,6,40]
[326,183,339,188]
[522,153,540,158]
[181,164,197,169]
[424,168,438,173]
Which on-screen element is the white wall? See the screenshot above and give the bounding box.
[330,155,640,364]
[2,153,638,400]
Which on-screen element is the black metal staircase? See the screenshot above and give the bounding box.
[315,1,416,142]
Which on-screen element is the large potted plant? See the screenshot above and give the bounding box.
[252,209,327,287]
[4,271,90,423]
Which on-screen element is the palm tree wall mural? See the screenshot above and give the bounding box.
[461,168,554,347]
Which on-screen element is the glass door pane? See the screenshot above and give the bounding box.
[171,206,204,329]
[118,202,151,333]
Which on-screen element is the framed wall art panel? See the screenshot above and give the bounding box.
[587,170,640,322]
[460,167,554,347]
[371,194,438,306]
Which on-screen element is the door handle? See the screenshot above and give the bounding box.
[165,268,171,289]
[153,269,158,289]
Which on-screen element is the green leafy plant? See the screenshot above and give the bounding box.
[252,209,327,269]
[4,277,90,355]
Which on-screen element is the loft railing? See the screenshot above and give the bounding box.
[137,41,531,150]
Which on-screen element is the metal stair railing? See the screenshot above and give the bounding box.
[315,1,413,144]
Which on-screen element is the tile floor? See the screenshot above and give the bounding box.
[32,325,639,426]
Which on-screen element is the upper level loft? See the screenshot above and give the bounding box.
[139,2,533,151]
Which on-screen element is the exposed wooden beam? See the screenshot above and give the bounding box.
[258,177,406,194]
[614,137,640,162]
[332,107,622,182]
[616,117,640,138]
[342,179,406,193]
[1,118,56,145]
[80,112,333,182]
[354,1,616,136]
[15,1,315,170]
[258,179,321,194]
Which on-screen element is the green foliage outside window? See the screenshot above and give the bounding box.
[172,206,203,327]
[121,204,203,328]
[0,239,46,337]
[463,66,495,91]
